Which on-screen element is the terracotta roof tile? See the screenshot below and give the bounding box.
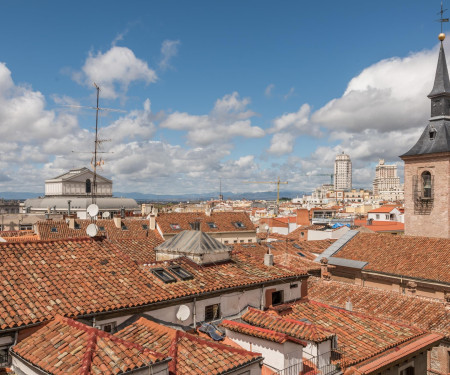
[307,277,450,338]
[367,205,400,213]
[333,232,450,283]
[0,237,307,330]
[156,212,255,234]
[12,316,166,375]
[116,317,262,375]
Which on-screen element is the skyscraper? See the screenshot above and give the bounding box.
[372,159,403,200]
[334,152,352,191]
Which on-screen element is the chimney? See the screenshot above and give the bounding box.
[345,299,353,311]
[68,217,75,230]
[149,214,156,230]
[320,258,331,281]
[113,215,121,229]
[406,281,417,297]
[205,208,212,216]
[264,250,274,266]
[152,207,158,217]
[445,293,450,310]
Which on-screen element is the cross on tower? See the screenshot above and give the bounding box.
[438,1,449,33]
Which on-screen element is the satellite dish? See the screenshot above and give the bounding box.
[176,305,191,322]
[102,211,110,219]
[87,204,99,218]
[86,223,98,237]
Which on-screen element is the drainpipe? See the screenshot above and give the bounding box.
[260,285,265,310]
[193,298,197,329]
[67,200,71,216]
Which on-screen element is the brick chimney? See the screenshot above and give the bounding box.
[320,258,331,281]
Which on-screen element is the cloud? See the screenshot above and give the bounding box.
[265,84,275,97]
[268,133,295,155]
[160,92,264,146]
[284,87,295,99]
[74,46,157,99]
[159,40,181,70]
[311,44,439,132]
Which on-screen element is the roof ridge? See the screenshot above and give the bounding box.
[168,329,180,374]
[79,326,97,375]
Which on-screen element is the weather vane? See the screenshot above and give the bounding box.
[438,1,449,36]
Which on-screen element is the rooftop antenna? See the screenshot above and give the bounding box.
[437,1,449,34]
[219,178,223,201]
[68,83,125,204]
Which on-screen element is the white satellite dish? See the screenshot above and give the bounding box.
[86,223,98,237]
[176,305,191,322]
[87,204,99,218]
[102,211,111,219]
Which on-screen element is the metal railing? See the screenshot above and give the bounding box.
[276,350,344,375]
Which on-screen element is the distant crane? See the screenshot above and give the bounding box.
[243,177,288,205]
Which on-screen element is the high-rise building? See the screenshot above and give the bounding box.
[400,33,450,238]
[334,152,352,191]
[372,159,403,201]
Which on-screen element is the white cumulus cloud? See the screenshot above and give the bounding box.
[159,40,181,70]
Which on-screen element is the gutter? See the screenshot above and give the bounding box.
[361,269,450,287]
[219,356,264,375]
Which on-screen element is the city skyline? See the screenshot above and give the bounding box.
[0,1,446,194]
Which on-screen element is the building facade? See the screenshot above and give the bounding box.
[400,36,450,239]
[333,152,352,191]
[372,159,404,201]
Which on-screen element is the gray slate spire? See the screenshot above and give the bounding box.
[428,42,450,98]
[401,41,450,158]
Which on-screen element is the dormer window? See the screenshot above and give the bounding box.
[142,224,148,230]
[429,128,437,140]
[152,268,176,283]
[50,227,57,233]
[74,223,81,230]
[121,223,128,231]
[234,221,246,229]
[207,222,217,229]
[170,223,181,230]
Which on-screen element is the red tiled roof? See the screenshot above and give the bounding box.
[333,232,450,283]
[281,300,427,367]
[37,219,163,241]
[239,307,335,342]
[0,237,307,330]
[307,277,450,338]
[354,219,404,233]
[221,319,307,345]
[109,237,163,264]
[11,316,166,375]
[367,205,400,214]
[156,212,255,234]
[116,317,262,375]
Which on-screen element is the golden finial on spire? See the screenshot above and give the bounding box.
[438,1,449,40]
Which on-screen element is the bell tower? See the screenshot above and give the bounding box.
[400,31,450,238]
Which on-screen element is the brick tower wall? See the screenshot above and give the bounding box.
[403,153,450,238]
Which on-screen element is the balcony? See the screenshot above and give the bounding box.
[276,350,344,375]
[0,352,9,368]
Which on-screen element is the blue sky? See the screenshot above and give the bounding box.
[0,1,446,195]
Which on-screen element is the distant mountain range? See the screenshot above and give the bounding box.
[0,190,307,202]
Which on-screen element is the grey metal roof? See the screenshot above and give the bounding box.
[326,257,368,269]
[428,43,450,98]
[156,230,230,255]
[314,230,359,263]
[400,119,450,157]
[46,167,112,183]
[24,197,139,210]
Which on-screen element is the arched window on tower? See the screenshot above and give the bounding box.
[86,179,91,194]
[421,171,432,199]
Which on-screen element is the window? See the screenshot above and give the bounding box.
[121,223,128,231]
[189,222,201,230]
[205,304,220,321]
[300,232,305,237]
[85,179,91,193]
[233,240,237,243]
[0,346,9,366]
[99,322,116,333]
[240,240,244,243]
[51,227,58,233]
[142,224,148,230]
[290,283,298,289]
[234,221,246,229]
[207,222,217,229]
[98,226,105,232]
[422,171,432,198]
[429,127,437,140]
[376,214,380,220]
[74,222,81,229]
[248,239,252,243]
[170,223,181,230]
[152,268,177,283]
[271,290,284,306]
[224,240,229,244]
[169,265,194,280]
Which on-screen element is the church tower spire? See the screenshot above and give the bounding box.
[428,35,450,116]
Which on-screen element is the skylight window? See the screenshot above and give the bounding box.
[234,221,246,229]
[170,223,181,230]
[98,226,105,232]
[142,224,149,230]
[297,252,306,258]
[121,224,128,231]
[169,266,194,280]
[207,222,217,229]
[151,268,176,283]
[51,227,58,233]
[293,244,302,250]
[74,223,81,230]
